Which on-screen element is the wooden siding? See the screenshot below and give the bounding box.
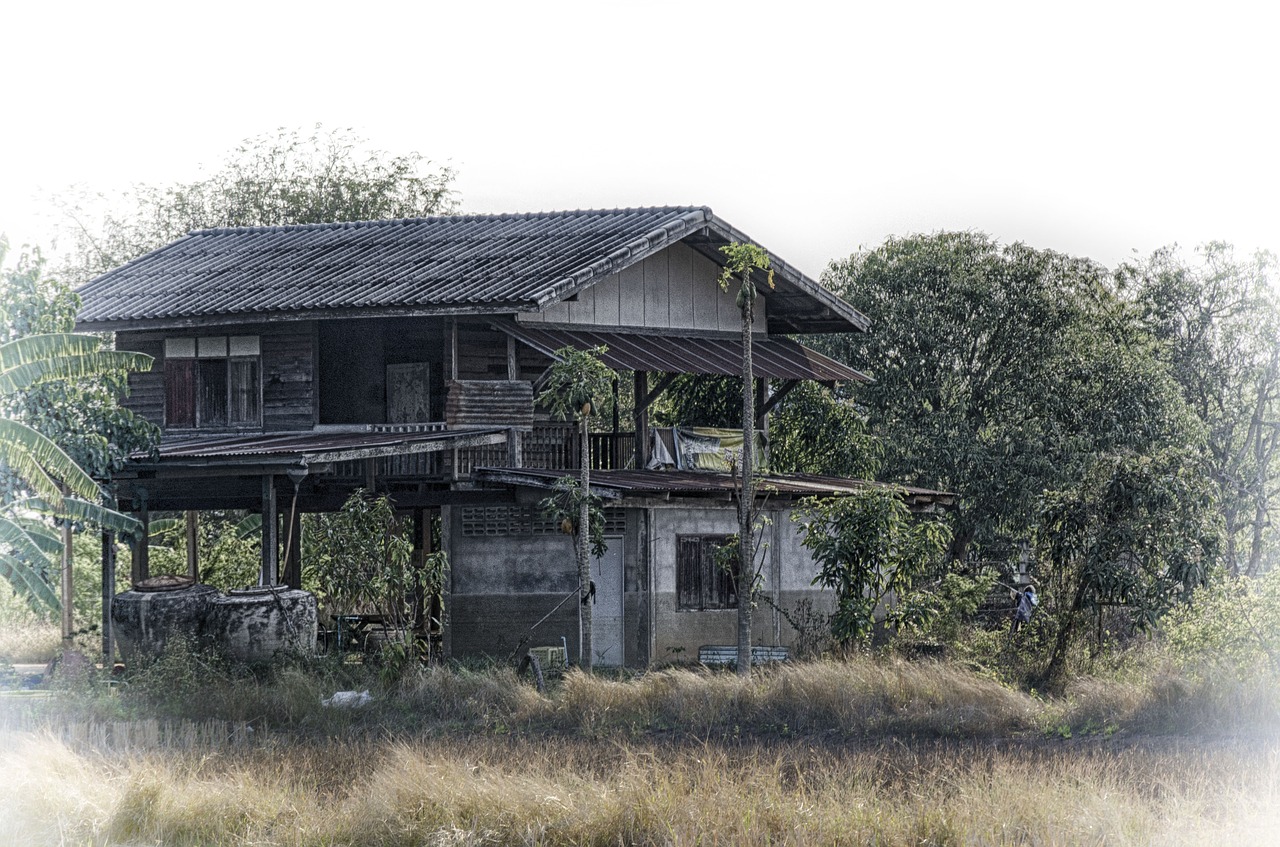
[518,242,767,333]
[115,323,315,434]
[117,333,164,427]
[262,323,315,430]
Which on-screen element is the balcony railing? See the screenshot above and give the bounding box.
[331,422,636,481]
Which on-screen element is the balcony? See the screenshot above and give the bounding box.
[330,423,638,482]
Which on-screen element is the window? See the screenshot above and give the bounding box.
[677,534,737,610]
[164,335,261,428]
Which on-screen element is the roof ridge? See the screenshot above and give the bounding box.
[192,206,713,236]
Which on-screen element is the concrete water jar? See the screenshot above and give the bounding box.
[111,575,220,663]
[203,585,318,663]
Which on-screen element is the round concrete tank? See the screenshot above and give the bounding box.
[203,586,318,663]
[111,575,219,663]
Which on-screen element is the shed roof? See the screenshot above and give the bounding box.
[75,207,867,334]
[497,323,870,383]
[473,467,956,512]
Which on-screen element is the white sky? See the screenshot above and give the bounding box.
[2,0,1276,281]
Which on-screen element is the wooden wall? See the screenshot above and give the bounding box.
[517,242,767,333]
[115,322,316,433]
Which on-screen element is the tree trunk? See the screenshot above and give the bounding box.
[579,413,593,671]
[1039,578,1087,691]
[737,282,755,677]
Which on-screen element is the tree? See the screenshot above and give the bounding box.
[1,238,152,615]
[537,345,615,671]
[794,488,951,646]
[1121,243,1280,577]
[1037,446,1220,687]
[718,243,774,676]
[55,125,458,284]
[821,233,1113,563]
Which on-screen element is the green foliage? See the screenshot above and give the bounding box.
[769,381,881,479]
[1038,448,1221,628]
[538,476,608,559]
[0,239,155,613]
[1121,243,1280,577]
[795,489,951,645]
[894,569,997,646]
[1163,570,1280,680]
[821,232,1199,565]
[55,125,458,284]
[717,242,774,310]
[652,374,740,428]
[537,345,615,423]
[305,490,431,642]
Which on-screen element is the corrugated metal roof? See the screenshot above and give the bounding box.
[138,427,509,464]
[75,207,869,335]
[473,467,955,510]
[498,323,870,383]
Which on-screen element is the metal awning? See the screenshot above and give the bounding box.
[496,323,870,383]
[130,427,510,468]
[474,467,955,512]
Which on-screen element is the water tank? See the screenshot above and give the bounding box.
[111,575,219,663]
[203,585,318,663]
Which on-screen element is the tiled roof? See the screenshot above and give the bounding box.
[75,207,868,334]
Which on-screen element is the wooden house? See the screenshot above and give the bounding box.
[77,206,951,666]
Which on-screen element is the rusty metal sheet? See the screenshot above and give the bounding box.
[497,324,870,383]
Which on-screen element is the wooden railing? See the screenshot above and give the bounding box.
[330,422,636,481]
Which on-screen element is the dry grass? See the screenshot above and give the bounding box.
[2,731,1277,846]
[3,656,1279,845]
[0,621,61,665]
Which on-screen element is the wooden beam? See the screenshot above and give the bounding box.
[639,372,679,412]
[131,495,149,585]
[757,379,800,422]
[61,521,73,641]
[507,334,518,380]
[260,475,278,586]
[101,531,115,664]
[185,510,199,581]
[282,507,302,589]
[634,371,649,470]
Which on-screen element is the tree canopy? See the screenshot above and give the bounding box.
[55,125,458,285]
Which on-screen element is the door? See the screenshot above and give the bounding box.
[592,540,624,666]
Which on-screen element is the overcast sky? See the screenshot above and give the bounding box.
[2,1,1276,282]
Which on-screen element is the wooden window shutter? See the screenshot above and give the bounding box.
[164,359,196,427]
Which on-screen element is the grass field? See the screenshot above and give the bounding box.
[2,651,1278,846]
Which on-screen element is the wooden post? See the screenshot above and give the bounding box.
[101,531,115,663]
[507,427,524,468]
[131,496,149,585]
[506,334,518,381]
[282,508,302,589]
[633,370,650,469]
[260,475,279,586]
[185,510,199,581]
[60,521,73,641]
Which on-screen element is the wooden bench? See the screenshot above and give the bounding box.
[698,645,790,666]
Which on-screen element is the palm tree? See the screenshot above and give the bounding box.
[717,243,773,676]
[0,332,151,613]
[537,345,614,671]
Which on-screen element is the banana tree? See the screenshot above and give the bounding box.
[0,332,151,613]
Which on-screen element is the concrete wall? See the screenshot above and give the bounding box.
[444,505,648,666]
[517,242,767,334]
[444,498,833,666]
[647,502,834,659]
